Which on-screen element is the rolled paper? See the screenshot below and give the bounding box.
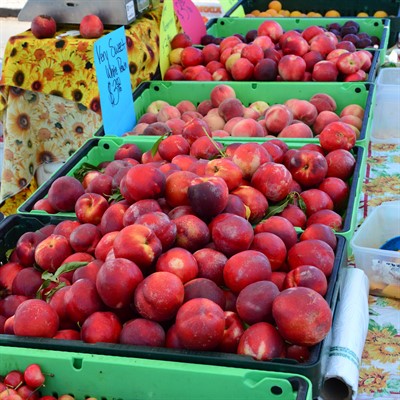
[321,267,370,400]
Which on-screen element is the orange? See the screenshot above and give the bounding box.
[325,10,341,17]
[259,11,272,17]
[268,1,282,12]
[266,8,278,15]
[279,9,290,17]
[374,10,388,17]
[357,12,369,17]
[251,9,261,16]
[290,10,303,17]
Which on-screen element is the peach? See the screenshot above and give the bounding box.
[212,67,231,81]
[184,278,225,309]
[69,223,102,255]
[157,105,181,122]
[73,259,103,283]
[302,25,325,43]
[169,48,184,65]
[156,247,198,283]
[257,20,284,43]
[278,55,306,81]
[313,110,341,134]
[164,68,185,81]
[174,214,211,252]
[252,35,274,51]
[222,194,247,218]
[197,99,213,116]
[202,112,226,132]
[31,14,57,39]
[264,104,293,133]
[285,99,318,126]
[326,48,349,64]
[336,52,361,75]
[303,50,324,72]
[250,232,287,271]
[193,248,227,286]
[251,162,292,202]
[288,239,335,277]
[147,100,169,114]
[211,213,254,257]
[223,250,271,294]
[48,176,85,212]
[310,33,336,56]
[171,32,193,49]
[243,106,260,120]
[254,215,298,250]
[278,122,314,138]
[318,177,350,213]
[123,163,166,202]
[312,60,339,82]
[181,117,211,145]
[225,52,242,73]
[175,298,225,350]
[201,43,220,65]
[319,121,356,152]
[190,136,224,159]
[120,318,165,347]
[210,84,236,107]
[231,185,268,224]
[181,46,204,68]
[171,154,197,171]
[325,149,356,180]
[157,135,190,162]
[219,35,243,53]
[241,43,264,65]
[236,280,280,324]
[277,204,307,229]
[263,48,282,63]
[300,223,338,251]
[281,35,309,56]
[272,287,332,346]
[205,158,243,191]
[79,14,103,39]
[218,311,245,353]
[340,104,364,119]
[164,170,198,208]
[306,209,343,231]
[224,116,245,134]
[134,271,184,321]
[122,199,162,226]
[230,57,254,81]
[231,118,265,137]
[237,322,286,360]
[300,188,334,216]
[142,121,171,136]
[135,212,177,251]
[309,93,337,113]
[218,98,245,121]
[14,299,59,338]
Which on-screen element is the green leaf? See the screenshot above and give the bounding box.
[201,127,226,158]
[45,281,67,301]
[36,280,52,299]
[73,162,100,182]
[263,193,293,220]
[106,188,124,204]
[53,261,89,279]
[5,248,14,262]
[150,132,171,157]
[368,319,381,331]
[41,270,59,283]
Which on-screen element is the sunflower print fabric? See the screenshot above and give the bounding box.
[0,7,163,208]
[352,142,400,399]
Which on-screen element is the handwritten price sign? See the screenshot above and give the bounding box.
[173,0,206,44]
[94,27,136,136]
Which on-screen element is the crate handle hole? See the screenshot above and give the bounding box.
[153,85,160,91]
[270,386,283,395]
[354,87,361,93]
[102,143,110,150]
[72,357,83,370]
[66,2,79,6]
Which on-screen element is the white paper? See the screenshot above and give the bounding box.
[321,267,370,400]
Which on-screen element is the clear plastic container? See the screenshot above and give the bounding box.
[350,201,400,298]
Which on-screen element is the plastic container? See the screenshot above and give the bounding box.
[17,136,365,242]
[225,0,400,48]
[350,200,400,299]
[206,17,388,65]
[0,212,346,398]
[128,80,375,145]
[370,67,400,143]
[0,346,313,400]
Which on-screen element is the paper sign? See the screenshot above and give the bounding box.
[220,0,245,17]
[159,0,178,78]
[94,27,136,136]
[173,0,207,44]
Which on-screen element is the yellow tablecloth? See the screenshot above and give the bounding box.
[0,7,162,206]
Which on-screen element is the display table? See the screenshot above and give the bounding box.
[0,6,162,206]
[355,142,400,399]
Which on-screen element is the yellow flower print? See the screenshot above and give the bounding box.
[358,366,389,394]
[27,70,45,92]
[33,48,46,61]
[54,102,66,115]
[393,155,400,164]
[372,143,398,152]
[372,341,400,364]
[57,49,85,76]
[1,61,28,87]
[36,141,62,165]
[367,326,395,345]
[364,176,400,196]
[6,100,34,138]
[43,79,65,98]
[368,196,400,208]
[368,156,387,165]
[34,57,64,82]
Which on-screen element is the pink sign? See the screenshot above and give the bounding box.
[173,0,207,44]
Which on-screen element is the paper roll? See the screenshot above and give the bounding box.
[321,267,370,400]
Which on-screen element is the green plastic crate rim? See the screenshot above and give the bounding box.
[129,80,375,144]
[17,135,363,242]
[0,212,346,399]
[0,346,312,400]
[206,17,389,65]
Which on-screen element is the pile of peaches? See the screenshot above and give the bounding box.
[0,88,357,362]
[165,20,375,82]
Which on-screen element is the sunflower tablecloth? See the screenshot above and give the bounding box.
[354,142,400,399]
[0,7,162,206]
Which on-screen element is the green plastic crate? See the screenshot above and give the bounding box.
[0,346,313,400]
[0,212,346,398]
[206,17,389,65]
[131,80,375,145]
[224,0,400,48]
[17,136,364,242]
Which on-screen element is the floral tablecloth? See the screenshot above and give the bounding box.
[0,7,162,205]
[355,142,400,399]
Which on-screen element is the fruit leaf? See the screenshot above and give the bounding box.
[73,162,101,182]
[53,261,89,279]
[202,127,226,158]
[36,279,52,299]
[5,248,14,262]
[107,188,124,203]
[264,196,292,220]
[150,132,171,157]
[45,281,67,301]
